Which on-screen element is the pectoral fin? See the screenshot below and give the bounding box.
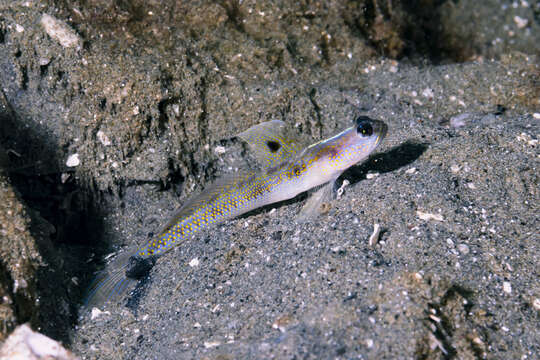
[237,120,307,168]
[296,180,335,223]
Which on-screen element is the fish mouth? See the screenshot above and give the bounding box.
[372,119,388,146]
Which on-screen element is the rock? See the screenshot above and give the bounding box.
[0,324,79,360]
[65,153,80,167]
[40,14,81,49]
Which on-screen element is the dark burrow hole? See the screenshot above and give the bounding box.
[0,103,109,343]
[349,0,472,64]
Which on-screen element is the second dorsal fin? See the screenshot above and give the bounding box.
[158,171,255,236]
[237,120,307,168]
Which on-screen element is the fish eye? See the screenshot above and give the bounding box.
[356,117,373,137]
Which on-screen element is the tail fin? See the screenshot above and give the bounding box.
[83,250,137,308]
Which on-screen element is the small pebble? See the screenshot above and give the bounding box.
[272,315,293,332]
[204,341,221,348]
[417,210,444,222]
[97,130,111,146]
[91,308,110,320]
[503,281,512,294]
[172,104,180,116]
[40,14,81,48]
[532,298,540,310]
[366,172,379,179]
[214,146,226,154]
[39,57,51,66]
[513,15,528,29]
[368,223,381,246]
[450,113,471,128]
[336,179,350,199]
[365,339,374,348]
[61,173,70,183]
[189,258,199,267]
[405,167,416,174]
[422,88,434,99]
[457,244,470,255]
[450,164,461,173]
[66,153,80,167]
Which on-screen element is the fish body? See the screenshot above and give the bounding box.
[85,116,387,306]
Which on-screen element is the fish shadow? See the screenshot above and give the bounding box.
[342,140,429,185]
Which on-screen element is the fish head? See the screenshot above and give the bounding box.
[316,116,387,174]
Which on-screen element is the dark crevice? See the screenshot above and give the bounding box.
[344,0,473,63]
[20,65,28,90]
[439,284,475,313]
[197,76,209,149]
[40,63,50,78]
[308,88,323,138]
[165,157,185,196]
[400,0,461,63]
[157,96,181,134]
[319,35,331,64]
[418,284,477,359]
[0,20,6,44]
[286,34,299,62]
[110,103,117,116]
[0,91,106,343]
[98,97,107,110]
[219,0,246,33]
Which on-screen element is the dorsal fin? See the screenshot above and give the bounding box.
[158,171,255,235]
[237,120,307,168]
